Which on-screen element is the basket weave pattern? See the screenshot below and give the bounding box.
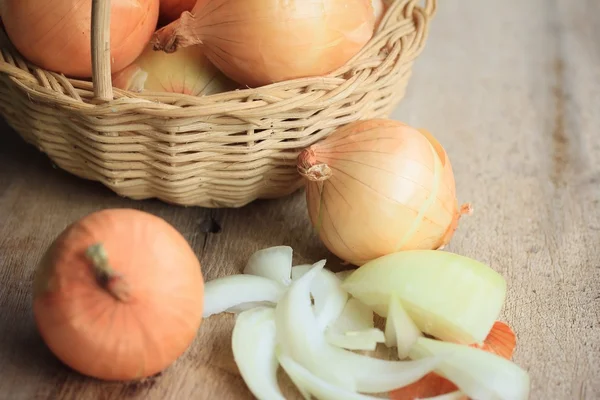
[0,0,436,208]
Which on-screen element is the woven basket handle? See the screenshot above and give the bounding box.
[91,0,113,101]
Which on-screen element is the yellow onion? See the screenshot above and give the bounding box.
[1,0,159,78]
[151,0,375,87]
[297,119,472,266]
[112,44,236,96]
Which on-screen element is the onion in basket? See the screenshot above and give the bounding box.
[1,0,160,78]
[152,0,376,87]
[297,119,473,266]
[112,44,236,96]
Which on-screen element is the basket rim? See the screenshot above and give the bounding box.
[0,0,436,113]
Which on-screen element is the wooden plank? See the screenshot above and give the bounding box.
[0,0,599,399]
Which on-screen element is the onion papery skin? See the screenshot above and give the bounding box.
[298,119,465,266]
[33,209,204,381]
[152,0,376,88]
[112,44,236,96]
[1,0,160,78]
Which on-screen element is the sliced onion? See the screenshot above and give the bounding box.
[203,275,286,317]
[291,263,348,330]
[326,328,385,351]
[385,294,422,358]
[311,269,348,330]
[277,351,382,400]
[275,261,446,394]
[409,337,530,400]
[243,246,293,286]
[275,259,355,390]
[232,307,285,400]
[329,297,374,333]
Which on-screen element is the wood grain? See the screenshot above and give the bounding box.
[1,0,599,399]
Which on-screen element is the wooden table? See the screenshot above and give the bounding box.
[1,1,599,399]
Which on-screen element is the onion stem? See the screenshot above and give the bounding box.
[297,149,333,182]
[85,243,131,302]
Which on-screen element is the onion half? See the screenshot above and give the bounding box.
[342,250,507,344]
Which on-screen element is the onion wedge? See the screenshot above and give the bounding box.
[203,275,286,317]
[243,246,293,286]
[326,328,385,351]
[232,307,285,400]
[277,351,382,400]
[275,261,446,394]
[409,337,530,400]
[385,294,422,358]
[343,250,506,344]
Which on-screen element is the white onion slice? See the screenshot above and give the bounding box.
[277,351,382,400]
[275,260,355,390]
[311,268,348,330]
[326,328,385,351]
[232,307,285,400]
[292,263,348,330]
[275,261,446,394]
[409,337,530,400]
[329,297,374,333]
[203,275,286,317]
[243,246,293,286]
[385,294,422,358]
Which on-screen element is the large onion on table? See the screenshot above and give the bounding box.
[152,0,376,87]
[297,119,472,266]
[32,209,205,381]
[0,0,160,78]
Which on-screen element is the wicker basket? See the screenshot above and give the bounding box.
[0,0,437,208]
